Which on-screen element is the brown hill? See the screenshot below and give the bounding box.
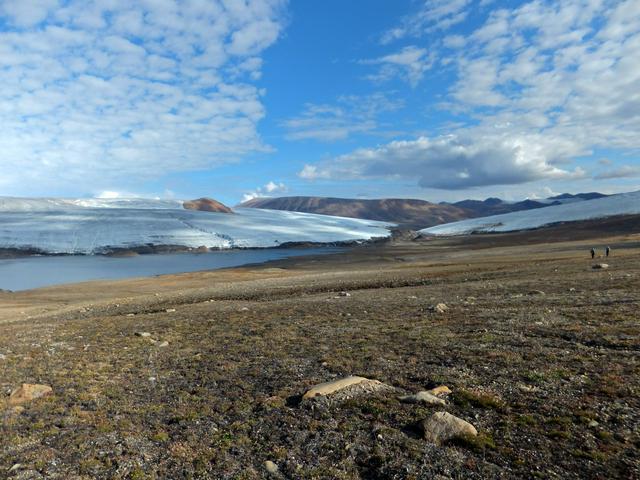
[239,194,608,230]
[239,196,468,229]
[183,198,234,214]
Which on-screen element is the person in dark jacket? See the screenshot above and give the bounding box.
[591,248,596,259]
[606,246,611,257]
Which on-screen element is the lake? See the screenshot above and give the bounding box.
[0,247,342,291]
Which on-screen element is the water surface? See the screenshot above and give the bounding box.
[0,247,342,291]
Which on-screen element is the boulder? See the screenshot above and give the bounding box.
[8,384,53,406]
[421,411,477,444]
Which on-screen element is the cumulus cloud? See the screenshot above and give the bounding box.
[298,135,585,189]
[309,0,640,191]
[283,94,403,141]
[595,165,640,180]
[0,0,287,194]
[241,181,287,202]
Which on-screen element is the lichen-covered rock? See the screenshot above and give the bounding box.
[421,411,478,444]
[8,384,53,406]
[264,460,278,474]
[399,391,446,406]
[430,303,448,313]
[428,385,452,396]
[302,376,394,401]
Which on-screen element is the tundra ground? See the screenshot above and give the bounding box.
[1,227,639,479]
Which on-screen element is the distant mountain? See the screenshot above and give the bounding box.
[239,197,469,230]
[547,192,608,201]
[449,198,551,217]
[240,193,607,229]
[183,198,234,214]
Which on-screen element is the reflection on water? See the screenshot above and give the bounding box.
[0,248,341,291]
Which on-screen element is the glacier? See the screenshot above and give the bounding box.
[0,197,393,254]
[421,190,640,236]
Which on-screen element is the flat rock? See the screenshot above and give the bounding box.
[399,391,446,406]
[428,385,452,396]
[8,384,53,406]
[135,332,152,337]
[302,375,394,401]
[421,411,478,444]
[592,263,609,269]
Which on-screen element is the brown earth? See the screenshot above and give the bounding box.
[239,196,470,229]
[238,195,599,229]
[183,198,234,214]
[0,223,639,479]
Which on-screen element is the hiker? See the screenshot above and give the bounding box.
[606,246,611,257]
[590,248,596,259]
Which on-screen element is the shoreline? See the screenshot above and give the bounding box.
[0,236,390,260]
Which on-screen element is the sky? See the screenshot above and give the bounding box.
[0,0,639,205]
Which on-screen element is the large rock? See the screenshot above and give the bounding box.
[302,376,394,401]
[421,411,477,444]
[592,263,609,270]
[8,384,53,406]
[399,391,446,406]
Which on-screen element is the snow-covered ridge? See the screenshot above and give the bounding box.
[0,197,393,254]
[421,190,640,236]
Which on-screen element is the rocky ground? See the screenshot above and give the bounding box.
[0,227,639,479]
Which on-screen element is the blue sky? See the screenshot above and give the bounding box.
[0,0,639,204]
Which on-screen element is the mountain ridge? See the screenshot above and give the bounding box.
[239,193,608,229]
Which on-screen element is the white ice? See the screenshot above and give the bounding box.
[0,197,393,254]
[421,190,640,236]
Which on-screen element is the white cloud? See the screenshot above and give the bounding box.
[381,0,472,43]
[363,46,435,86]
[241,181,287,202]
[311,0,640,191]
[595,165,640,180]
[0,0,287,195]
[299,165,329,180]
[298,135,585,189]
[283,93,403,141]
